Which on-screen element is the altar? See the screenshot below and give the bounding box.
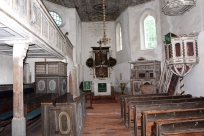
[92,79,111,96]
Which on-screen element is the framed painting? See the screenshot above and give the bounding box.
[83,81,91,91]
[95,67,108,78]
[95,51,108,66]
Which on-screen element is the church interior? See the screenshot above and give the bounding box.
[0,0,204,135]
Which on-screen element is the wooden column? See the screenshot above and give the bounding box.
[12,43,28,136]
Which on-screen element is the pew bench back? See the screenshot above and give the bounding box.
[120,93,169,118]
[152,118,204,136]
[142,108,204,136]
[133,101,204,136]
[121,95,192,122]
[125,97,204,128]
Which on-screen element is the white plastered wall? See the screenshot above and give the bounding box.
[0,54,13,84]
[113,0,163,93]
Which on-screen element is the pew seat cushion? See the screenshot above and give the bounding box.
[27,108,41,120]
[0,110,13,120]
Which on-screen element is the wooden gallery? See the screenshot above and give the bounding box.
[0,0,204,136]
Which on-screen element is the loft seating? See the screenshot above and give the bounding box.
[0,0,73,59]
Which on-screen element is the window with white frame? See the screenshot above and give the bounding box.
[116,23,122,51]
[49,11,62,27]
[140,10,157,50]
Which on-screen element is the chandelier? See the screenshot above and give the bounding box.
[162,0,196,16]
[97,0,111,47]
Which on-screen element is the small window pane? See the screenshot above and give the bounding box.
[49,11,62,26]
[144,15,157,49]
[175,43,181,57]
[119,27,122,50]
[187,42,194,56]
[116,23,122,51]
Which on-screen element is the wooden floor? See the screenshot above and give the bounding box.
[0,91,132,136]
[82,91,132,136]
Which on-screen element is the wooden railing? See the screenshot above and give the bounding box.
[0,0,73,59]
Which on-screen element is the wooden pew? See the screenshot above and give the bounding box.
[41,93,86,136]
[123,95,193,126]
[49,92,73,103]
[133,101,204,136]
[0,88,39,129]
[142,108,204,136]
[120,93,169,118]
[127,97,204,130]
[151,118,204,136]
[24,93,57,131]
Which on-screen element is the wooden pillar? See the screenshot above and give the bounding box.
[12,43,28,136]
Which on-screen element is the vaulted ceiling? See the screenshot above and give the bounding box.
[45,0,152,21]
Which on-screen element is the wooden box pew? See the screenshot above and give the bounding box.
[0,93,46,129]
[0,86,38,118]
[48,92,74,104]
[123,95,193,125]
[120,93,169,119]
[41,93,86,136]
[142,108,204,136]
[0,101,13,131]
[24,93,73,130]
[24,93,56,130]
[0,84,36,102]
[0,93,44,116]
[133,101,204,136]
[151,118,204,136]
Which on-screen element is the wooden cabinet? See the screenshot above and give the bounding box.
[35,61,67,77]
[35,61,67,95]
[129,60,161,94]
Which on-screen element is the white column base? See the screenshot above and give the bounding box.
[12,117,26,136]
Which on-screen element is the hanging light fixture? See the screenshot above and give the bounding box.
[97,0,111,48]
[162,0,196,16]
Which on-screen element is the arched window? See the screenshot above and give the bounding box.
[140,10,157,50]
[116,23,122,51]
[49,11,62,26]
[144,16,157,49]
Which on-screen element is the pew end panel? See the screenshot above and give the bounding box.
[41,103,75,136]
[41,93,86,136]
